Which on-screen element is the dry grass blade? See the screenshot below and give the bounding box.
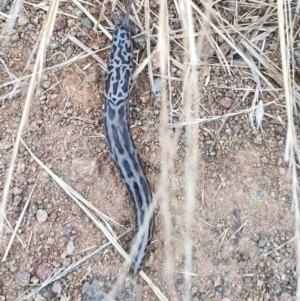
[277,0,300,299]
[0,0,60,237]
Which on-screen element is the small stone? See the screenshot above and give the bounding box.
[36,210,48,224]
[81,18,93,29]
[175,279,184,291]
[256,279,263,286]
[241,252,250,261]
[289,277,296,287]
[11,33,19,42]
[153,78,162,93]
[252,234,259,242]
[49,40,61,50]
[66,240,75,255]
[273,282,282,294]
[13,195,22,206]
[65,46,74,59]
[36,264,52,282]
[52,281,61,293]
[243,277,251,284]
[48,99,58,108]
[41,81,51,89]
[140,94,150,103]
[55,16,67,30]
[133,33,146,50]
[18,15,29,26]
[218,97,232,109]
[215,286,223,294]
[250,190,262,200]
[258,236,267,248]
[0,51,7,58]
[253,137,262,145]
[12,187,22,195]
[275,125,286,137]
[222,287,231,296]
[50,211,58,221]
[70,157,99,184]
[15,271,30,286]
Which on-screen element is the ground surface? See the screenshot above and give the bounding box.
[0,1,298,301]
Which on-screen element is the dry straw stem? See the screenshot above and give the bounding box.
[179,0,201,299]
[0,0,60,237]
[20,139,167,301]
[277,0,300,300]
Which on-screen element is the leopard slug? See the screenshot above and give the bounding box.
[103,1,154,275]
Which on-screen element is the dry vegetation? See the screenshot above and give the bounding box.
[0,0,300,300]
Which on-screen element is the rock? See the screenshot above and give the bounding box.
[253,137,262,145]
[18,15,29,26]
[49,40,61,50]
[12,187,22,195]
[15,271,30,286]
[175,279,184,291]
[52,281,61,293]
[0,51,7,58]
[81,18,93,29]
[241,252,250,261]
[153,78,162,93]
[70,157,99,184]
[65,46,74,59]
[11,33,20,42]
[222,287,231,296]
[41,81,51,89]
[243,277,251,284]
[133,33,146,50]
[275,125,286,137]
[258,235,267,248]
[36,210,48,224]
[280,292,293,301]
[66,241,75,255]
[55,16,67,30]
[36,264,52,282]
[250,190,262,200]
[219,97,232,109]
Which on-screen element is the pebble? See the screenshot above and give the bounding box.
[66,241,75,255]
[52,281,62,293]
[41,81,51,89]
[241,252,250,261]
[258,235,267,248]
[36,210,48,224]
[65,46,74,59]
[175,279,184,291]
[0,51,7,58]
[218,97,232,109]
[275,125,286,137]
[11,33,19,42]
[133,33,146,50]
[12,187,22,195]
[15,271,30,286]
[222,287,231,296]
[36,264,52,281]
[243,277,251,284]
[49,40,61,50]
[70,157,99,184]
[253,137,263,145]
[55,16,67,30]
[250,190,262,200]
[215,285,223,294]
[81,18,93,29]
[153,78,162,93]
[18,15,29,26]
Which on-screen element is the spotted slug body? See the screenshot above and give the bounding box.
[104,2,154,275]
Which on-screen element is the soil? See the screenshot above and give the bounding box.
[0,1,298,301]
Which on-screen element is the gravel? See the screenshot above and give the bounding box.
[15,271,30,286]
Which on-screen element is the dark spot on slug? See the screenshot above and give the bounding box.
[108,105,115,120]
[133,182,144,218]
[140,176,151,205]
[123,159,133,178]
[111,124,124,155]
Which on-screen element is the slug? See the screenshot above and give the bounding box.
[103,1,154,275]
